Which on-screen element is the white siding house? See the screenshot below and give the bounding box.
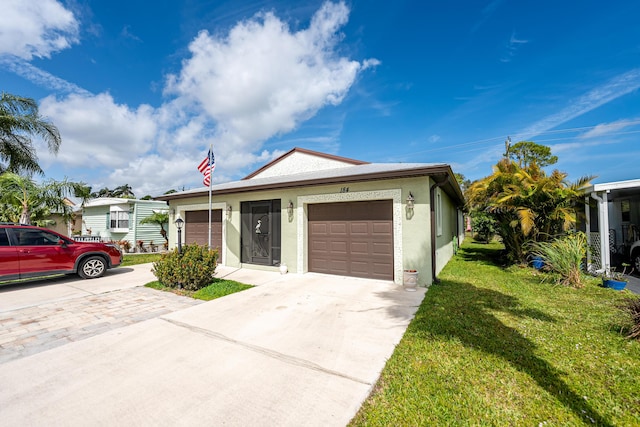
[80,198,169,251]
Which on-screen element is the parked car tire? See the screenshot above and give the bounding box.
[633,252,640,274]
[78,256,107,279]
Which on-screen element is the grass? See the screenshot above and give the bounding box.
[145,278,253,301]
[350,240,640,427]
[121,253,164,267]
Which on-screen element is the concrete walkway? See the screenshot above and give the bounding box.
[624,274,640,294]
[0,265,425,426]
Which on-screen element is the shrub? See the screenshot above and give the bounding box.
[471,211,496,243]
[529,232,587,287]
[618,297,640,340]
[152,244,219,291]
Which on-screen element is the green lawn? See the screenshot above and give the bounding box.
[350,240,640,426]
[145,279,252,301]
[121,253,164,267]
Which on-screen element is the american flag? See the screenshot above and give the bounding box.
[197,149,215,186]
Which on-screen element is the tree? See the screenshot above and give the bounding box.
[91,187,113,198]
[73,184,93,207]
[506,140,558,168]
[139,211,169,247]
[466,154,593,263]
[112,184,135,198]
[0,172,82,225]
[0,93,61,175]
[454,172,471,193]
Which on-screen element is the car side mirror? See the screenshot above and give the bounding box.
[58,239,68,247]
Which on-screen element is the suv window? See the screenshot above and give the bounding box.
[14,229,62,246]
[0,229,9,246]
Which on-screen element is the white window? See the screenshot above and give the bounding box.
[110,210,130,230]
[436,190,443,237]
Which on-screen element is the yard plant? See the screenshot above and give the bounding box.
[528,232,588,287]
[350,240,639,426]
[152,244,219,291]
[146,279,252,301]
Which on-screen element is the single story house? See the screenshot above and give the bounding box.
[46,197,76,237]
[79,198,169,251]
[158,148,465,286]
[582,178,640,273]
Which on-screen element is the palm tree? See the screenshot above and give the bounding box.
[0,172,79,225]
[112,184,135,198]
[139,211,169,247]
[0,93,61,175]
[466,158,593,263]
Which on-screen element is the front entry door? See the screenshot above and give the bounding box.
[241,200,281,266]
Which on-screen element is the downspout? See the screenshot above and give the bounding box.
[430,174,449,284]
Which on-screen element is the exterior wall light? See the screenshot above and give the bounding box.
[287,201,294,216]
[226,205,232,218]
[406,192,415,210]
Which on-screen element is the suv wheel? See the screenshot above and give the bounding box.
[633,251,640,274]
[78,256,107,279]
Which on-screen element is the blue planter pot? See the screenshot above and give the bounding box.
[603,279,627,291]
[532,257,544,270]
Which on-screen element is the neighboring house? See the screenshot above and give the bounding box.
[157,148,465,286]
[582,178,640,272]
[47,197,76,237]
[80,198,169,250]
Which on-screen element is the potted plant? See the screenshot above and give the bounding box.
[602,264,633,291]
[118,240,131,253]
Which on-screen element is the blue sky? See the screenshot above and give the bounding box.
[1,0,639,197]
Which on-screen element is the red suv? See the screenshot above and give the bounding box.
[0,224,122,281]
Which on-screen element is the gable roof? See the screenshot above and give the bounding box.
[242,147,368,180]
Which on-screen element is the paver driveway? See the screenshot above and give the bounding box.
[0,286,201,364]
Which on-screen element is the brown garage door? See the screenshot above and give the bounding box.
[308,200,393,280]
[185,210,222,250]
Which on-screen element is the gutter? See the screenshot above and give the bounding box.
[430,174,449,285]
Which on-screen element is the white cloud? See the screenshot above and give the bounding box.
[0,57,90,95]
[579,118,640,139]
[165,0,376,154]
[12,1,372,197]
[500,31,528,62]
[0,0,79,60]
[519,68,640,139]
[38,93,157,168]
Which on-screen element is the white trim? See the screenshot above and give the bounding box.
[296,189,403,284]
[177,202,227,265]
[590,179,640,192]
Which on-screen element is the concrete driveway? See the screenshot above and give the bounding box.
[0,265,426,426]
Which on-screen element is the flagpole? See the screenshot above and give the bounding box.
[208,144,213,249]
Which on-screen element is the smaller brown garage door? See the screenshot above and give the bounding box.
[185,210,222,250]
[308,200,393,280]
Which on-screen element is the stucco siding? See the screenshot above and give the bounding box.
[168,176,441,285]
[250,151,356,180]
[434,187,459,276]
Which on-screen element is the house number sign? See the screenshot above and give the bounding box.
[339,187,350,193]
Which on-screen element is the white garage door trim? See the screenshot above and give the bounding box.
[177,202,228,265]
[297,189,403,284]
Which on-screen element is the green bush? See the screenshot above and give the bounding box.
[152,244,219,291]
[471,211,496,243]
[529,232,587,287]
